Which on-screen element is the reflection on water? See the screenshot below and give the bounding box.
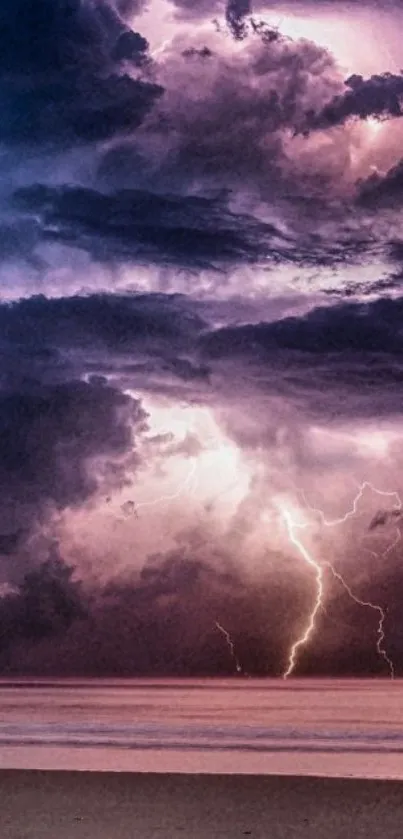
[0,679,402,778]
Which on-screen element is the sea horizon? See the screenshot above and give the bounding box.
[0,678,402,779]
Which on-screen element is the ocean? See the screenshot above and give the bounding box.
[0,679,402,779]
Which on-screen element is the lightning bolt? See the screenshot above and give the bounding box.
[323,562,394,679]
[280,482,401,680]
[115,459,199,523]
[112,401,401,680]
[215,620,243,674]
[136,459,199,512]
[299,481,402,531]
[279,505,324,680]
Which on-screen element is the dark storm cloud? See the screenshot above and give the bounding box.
[4,291,403,420]
[0,539,312,676]
[0,290,401,674]
[226,0,252,39]
[0,292,207,356]
[1,533,402,676]
[200,295,403,418]
[7,290,403,382]
[357,159,403,208]
[3,290,403,425]
[323,274,403,298]
[12,184,288,269]
[0,371,147,582]
[4,20,366,273]
[305,72,403,132]
[202,296,403,357]
[0,379,145,512]
[0,220,45,270]
[0,292,211,404]
[0,554,85,652]
[1,16,369,271]
[0,0,161,145]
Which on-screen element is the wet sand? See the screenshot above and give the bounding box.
[1,770,403,838]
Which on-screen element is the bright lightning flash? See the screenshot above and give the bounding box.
[114,400,248,523]
[279,482,401,680]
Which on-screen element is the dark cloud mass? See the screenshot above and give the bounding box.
[202,297,403,357]
[12,184,283,269]
[305,72,403,132]
[0,0,161,145]
[0,363,147,586]
[1,528,402,676]
[225,0,252,38]
[0,380,140,508]
[357,158,403,208]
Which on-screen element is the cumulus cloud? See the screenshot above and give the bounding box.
[133,27,341,196]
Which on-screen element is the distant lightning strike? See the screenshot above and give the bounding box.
[136,459,199,512]
[215,621,242,674]
[113,405,401,680]
[280,482,402,680]
[116,411,248,675]
[116,459,198,522]
[323,562,394,679]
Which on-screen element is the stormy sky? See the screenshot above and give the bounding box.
[2,0,403,677]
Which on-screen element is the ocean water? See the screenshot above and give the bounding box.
[0,679,402,779]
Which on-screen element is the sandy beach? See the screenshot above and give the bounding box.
[0,771,402,838]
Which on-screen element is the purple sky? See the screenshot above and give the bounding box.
[1,0,403,677]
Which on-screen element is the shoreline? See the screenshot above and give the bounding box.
[1,770,403,838]
[1,743,403,778]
